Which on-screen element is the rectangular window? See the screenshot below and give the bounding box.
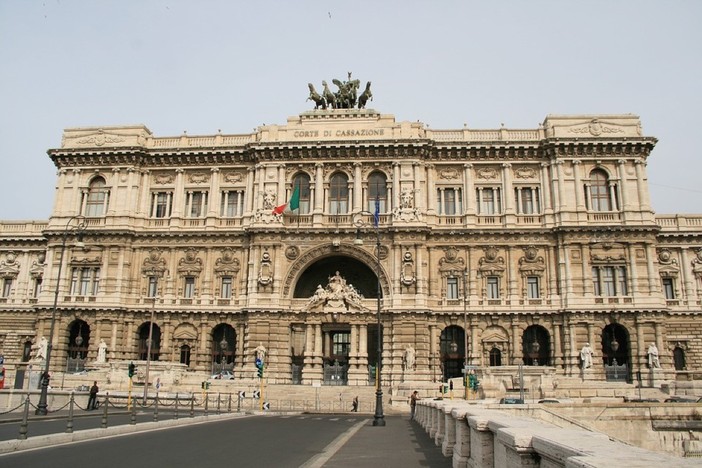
[593,266,627,296]
[447,277,459,299]
[436,188,463,215]
[221,276,232,299]
[33,277,42,298]
[220,191,243,217]
[184,276,195,298]
[516,187,540,214]
[2,278,12,297]
[662,277,675,299]
[487,276,500,299]
[70,267,100,296]
[527,276,540,299]
[187,191,208,218]
[332,332,351,357]
[478,188,501,215]
[151,192,172,218]
[147,276,158,298]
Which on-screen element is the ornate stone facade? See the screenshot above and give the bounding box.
[0,109,701,392]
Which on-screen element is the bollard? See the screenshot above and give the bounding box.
[228,393,232,413]
[66,392,75,433]
[174,393,179,420]
[217,392,221,415]
[101,393,109,429]
[130,396,137,425]
[237,392,241,413]
[153,393,159,422]
[190,395,195,418]
[19,394,30,440]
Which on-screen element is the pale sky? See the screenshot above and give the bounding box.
[1,0,700,220]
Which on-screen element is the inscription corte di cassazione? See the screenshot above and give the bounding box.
[292,129,385,139]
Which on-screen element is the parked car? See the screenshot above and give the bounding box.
[210,370,234,380]
[664,396,697,403]
[499,397,524,404]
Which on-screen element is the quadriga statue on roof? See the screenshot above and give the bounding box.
[307,72,372,110]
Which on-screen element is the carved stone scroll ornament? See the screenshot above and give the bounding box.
[177,248,203,276]
[258,250,273,286]
[142,249,168,277]
[400,251,416,286]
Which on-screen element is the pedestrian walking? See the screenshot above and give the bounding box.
[352,395,359,412]
[88,381,99,410]
[410,390,419,420]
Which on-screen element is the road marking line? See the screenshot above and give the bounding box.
[298,419,368,468]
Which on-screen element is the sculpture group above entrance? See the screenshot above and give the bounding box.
[307,72,372,110]
[306,270,368,312]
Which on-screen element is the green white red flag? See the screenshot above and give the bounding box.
[272,185,300,215]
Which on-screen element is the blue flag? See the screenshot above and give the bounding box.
[373,196,380,227]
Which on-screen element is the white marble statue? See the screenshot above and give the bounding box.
[648,343,660,368]
[580,342,593,369]
[96,339,108,363]
[404,345,416,372]
[32,336,48,362]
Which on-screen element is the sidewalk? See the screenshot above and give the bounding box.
[325,415,452,468]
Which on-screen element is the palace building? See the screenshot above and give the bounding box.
[1,97,702,395]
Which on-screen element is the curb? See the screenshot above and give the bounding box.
[0,412,251,455]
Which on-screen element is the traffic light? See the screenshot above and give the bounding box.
[128,362,136,378]
[255,358,264,378]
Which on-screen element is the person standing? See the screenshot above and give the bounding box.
[410,390,419,421]
[88,381,99,410]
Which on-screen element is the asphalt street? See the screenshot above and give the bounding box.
[0,414,451,468]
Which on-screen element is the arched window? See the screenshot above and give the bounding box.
[368,172,388,213]
[588,169,613,212]
[522,325,550,366]
[292,173,312,214]
[84,177,109,217]
[329,173,349,214]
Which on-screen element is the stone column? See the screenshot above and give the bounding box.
[540,162,553,214]
[634,159,650,211]
[502,163,514,215]
[314,163,324,214]
[426,164,436,215]
[392,162,401,211]
[245,167,255,216]
[171,168,185,219]
[353,163,362,212]
[413,162,423,212]
[464,163,474,215]
[617,159,629,211]
[573,160,585,210]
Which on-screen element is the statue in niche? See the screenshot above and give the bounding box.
[403,345,416,372]
[32,336,48,362]
[96,339,108,363]
[648,343,660,368]
[580,343,593,369]
[255,343,267,362]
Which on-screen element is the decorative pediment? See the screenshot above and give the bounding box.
[29,253,46,279]
[214,249,241,277]
[306,271,368,312]
[519,245,545,275]
[481,326,509,344]
[0,252,20,279]
[142,249,167,277]
[478,246,505,276]
[178,248,203,276]
[438,246,465,274]
[172,323,198,341]
[590,242,627,263]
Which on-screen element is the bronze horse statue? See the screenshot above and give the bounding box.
[322,81,336,109]
[358,81,372,109]
[307,83,326,110]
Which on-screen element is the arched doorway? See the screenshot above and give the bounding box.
[66,320,90,372]
[211,324,236,374]
[489,347,502,366]
[293,255,379,299]
[180,344,191,367]
[138,323,161,361]
[440,325,466,381]
[601,323,630,381]
[522,325,550,366]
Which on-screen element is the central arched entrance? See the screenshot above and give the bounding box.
[293,255,379,299]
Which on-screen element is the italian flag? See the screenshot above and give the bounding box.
[272,186,300,215]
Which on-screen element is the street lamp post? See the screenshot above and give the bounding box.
[353,212,385,427]
[462,270,469,399]
[36,216,86,416]
[143,290,157,405]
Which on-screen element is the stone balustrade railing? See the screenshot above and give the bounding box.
[414,399,698,467]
